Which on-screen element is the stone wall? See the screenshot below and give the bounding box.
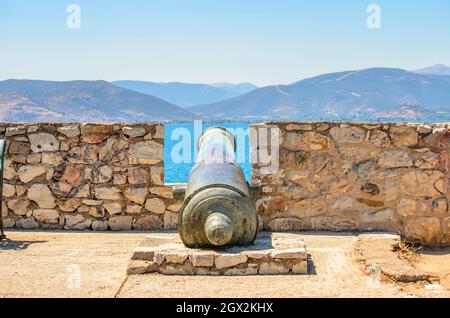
[251,122,449,245]
[1,123,179,231]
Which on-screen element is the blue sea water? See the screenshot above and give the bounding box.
[164,123,251,183]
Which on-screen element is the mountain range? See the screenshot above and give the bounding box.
[0,64,449,123]
[113,81,257,108]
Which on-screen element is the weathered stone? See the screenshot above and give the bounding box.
[268,217,304,231]
[133,215,163,230]
[3,159,16,180]
[88,206,105,218]
[113,174,127,185]
[403,217,440,244]
[283,132,330,150]
[397,198,428,217]
[128,141,163,165]
[362,208,394,223]
[94,186,122,200]
[26,153,42,164]
[165,252,189,264]
[108,215,133,231]
[422,128,449,151]
[245,251,270,260]
[330,125,365,143]
[1,201,7,217]
[74,184,90,198]
[189,253,215,267]
[3,184,15,198]
[41,153,64,166]
[29,133,59,152]
[7,199,30,216]
[17,165,46,183]
[92,220,108,231]
[92,165,113,183]
[400,171,445,197]
[124,187,148,205]
[80,125,114,144]
[27,126,38,133]
[167,204,181,212]
[150,166,164,185]
[443,218,450,242]
[389,126,418,147]
[215,254,247,269]
[291,197,326,218]
[16,217,39,229]
[8,141,30,154]
[33,209,60,224]
[417,125,432,135]
[126,205,142,214]
[369,130,391,147]
[271,248,306,260]
[27,184,56,208]
[98,137,128,161]
[413,149,439,169]
[104,202,123,215]
[311,216,358,231]
[259,262,290,275]
[431,198,448,217]
[57,126,80,138]
[331,197,355,210]
[291,261,308,274]
[64,214,92,230]
[59,198,82,212]
[144,197,166,214]
[223,267,258,276]
[6,126,26,136]
[316,123,330,132]
[15,185,26,196]
[62,164,83,186]
[149,187,172,199]
[153,126,164,139]
[286,124,312,131]
[127,167,149,185]
[378,149,413,168]
[122,127,146,138]
[164,211,178,229]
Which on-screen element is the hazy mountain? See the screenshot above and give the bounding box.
[189,68,450,121]
[373,104,448,121]
[413,64,450,76]
[112,80,257,108]
[0,80,196,123]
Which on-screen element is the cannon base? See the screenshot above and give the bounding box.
[128,232,308,276]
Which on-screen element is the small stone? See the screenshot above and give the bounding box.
[127,167,149,185]
[82,199,102,206]
[150,167,164,185]
[329,125,365,143]
[33,209,60,224]
[41,153,64,166]
[145,198,166,214]
[215,254,247,269]
[417,125,432,134]
[165,252,188,264]
[6,126,26,136]
[259,262,290,275]
[133,215,163,230]
[124,187,148,205]
[122,127,146,138]
[62,165,83,186]
[163,211,178,229]
[389,126,418,147]
[57,126,80,138]
[74,184,90,198]
[153,126,164,139]
[27,126,39,133]
[26,153,42,164]
[126,205,142,214]
[17,165,47,183]
[27,184,56,208]
[16,217,39,229]
[149,187,173,199]
[15,185,27,196]
[291,261,308,274]
[104,202,123,215]
[29,133,60,152]
[88,207,105,218]
[132,247,156,260]
[369,130,391,147]
[59,198,82,212]
[64,214,92,230]
[128,141,163,165]
[92,220,108,231]
[283,132,330,150]
[189,253,215,267]
[167,204,181,213]
[379,149,413,168]
[3,184,15,197]
[108,215,133,231]
[8,141,30,154]
[245,251,270,260]
[94,186,122,200]
[3,159,16,180]
[153,252,165,265]
[80,124,114,144]
[400,171,445,197]
[268,217,304,231]
[286,124,312,131]
[311,216,358,231]
[431,198,448,217]
[271,248,306,260]
[7,199,30,216]
[316,123,330,132]
[362,208,394,223]
[1,201,7,217]
[113,174,127,185]
[397,198,428,217]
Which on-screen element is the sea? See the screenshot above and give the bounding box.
[164,123,251,183]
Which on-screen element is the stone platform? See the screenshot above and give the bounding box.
[127,232,308,275]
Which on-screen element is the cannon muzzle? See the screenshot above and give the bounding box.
[176,127,258,248]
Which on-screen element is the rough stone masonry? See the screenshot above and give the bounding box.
[251,122,449,246]
[0,123,179,231]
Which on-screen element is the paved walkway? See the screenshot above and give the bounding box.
[0,230,447,298]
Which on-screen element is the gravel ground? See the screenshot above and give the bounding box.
[0,230,447,298]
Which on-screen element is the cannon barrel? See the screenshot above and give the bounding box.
[176,127,258,248]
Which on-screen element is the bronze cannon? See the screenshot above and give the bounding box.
[174,127,259,248]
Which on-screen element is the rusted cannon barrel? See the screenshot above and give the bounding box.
[175,127,258,248]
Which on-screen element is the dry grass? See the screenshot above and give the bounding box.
[393,239,422,263]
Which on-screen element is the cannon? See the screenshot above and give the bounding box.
[174,127,259,248]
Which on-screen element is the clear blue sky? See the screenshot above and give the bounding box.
[1,0,449,85]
